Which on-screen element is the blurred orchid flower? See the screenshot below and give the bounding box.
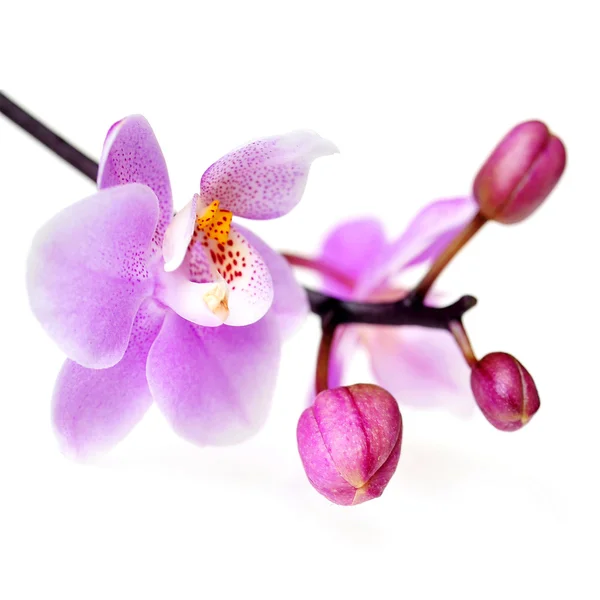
[27,116,336,457]
[317,197,478,414]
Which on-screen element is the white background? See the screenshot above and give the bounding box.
[1,1,598,598]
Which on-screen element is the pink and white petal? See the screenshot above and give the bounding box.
[200,130,338,219]
[52,299,165,459]
[223,226,274,326]
[318,218,387,299]
[163,194,198,272]
[154,267,229,327]
[189,224,274,327]
[233,224,309,338]
[356,196,478,296]
[363,326,473,415]
[98,115,173,248]
[147,311,281,446]
[27,184,160,369]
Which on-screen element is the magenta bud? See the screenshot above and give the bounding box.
[470,352,540,431]
[473,120,566,224]
[297,384,402,506]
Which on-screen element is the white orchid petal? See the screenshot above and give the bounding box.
[162,195,199,272]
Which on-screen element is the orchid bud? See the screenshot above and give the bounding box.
[470,352,540,431]
[297,384,402,505]
[473,120,566,224]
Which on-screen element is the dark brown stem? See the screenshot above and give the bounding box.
[306,289,477,329]
[0,91,98,181]
[410,211,487,301]
[315,313,338,394]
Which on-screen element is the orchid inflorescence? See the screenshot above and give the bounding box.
[1,92,566,506]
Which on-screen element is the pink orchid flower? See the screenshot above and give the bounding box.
[27,116,336,457]
[316,197,479,414]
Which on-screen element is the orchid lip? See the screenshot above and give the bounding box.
[161,195,236,322]
[154,267,227,328]
[157,204,275,328]
[203,279,230,322]
[195,198,233,244]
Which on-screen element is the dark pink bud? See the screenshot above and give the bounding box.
[470,352,540,431]
[473,120,566,224]
[297,384,402,506]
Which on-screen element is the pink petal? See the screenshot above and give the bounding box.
[356,196,478,296]
[147,311,281,446]
[362,325,473,415]
[98,115,173,249]
[296,408,357,505]
[187,224,274,327]
[354,436,402,504]
[233,224,309,338]
[27,184,160,368]
[318,218,387,299]
[52,300,165,459]
[200,131,338,219]
[162,194,198,272]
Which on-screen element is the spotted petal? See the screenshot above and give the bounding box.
[147,311,281,446]
[27,184,159,368]
[52,300,165,459]
[233,224,309,338]
[98,115,173,248]
[187,224,274,326]
[200,131,338,220]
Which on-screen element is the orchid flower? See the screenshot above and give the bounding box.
[27,116,337,457]
[315,197,479,414]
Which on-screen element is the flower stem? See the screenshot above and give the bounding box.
[282,253,354,290]
[0,91,98,181]
[410,211,488,301]
[315,313,338,395]
[306,289,477,329]
[448,320,478,367]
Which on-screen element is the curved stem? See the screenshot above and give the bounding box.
[410,211,487,301]
[306,289,477,329]
[282,253,354,290]
[315,313,338,395]
[448,320,478,367]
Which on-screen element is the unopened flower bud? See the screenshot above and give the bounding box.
[473,121,566,224]
[470,352,540,431]
[297,384,402,505]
